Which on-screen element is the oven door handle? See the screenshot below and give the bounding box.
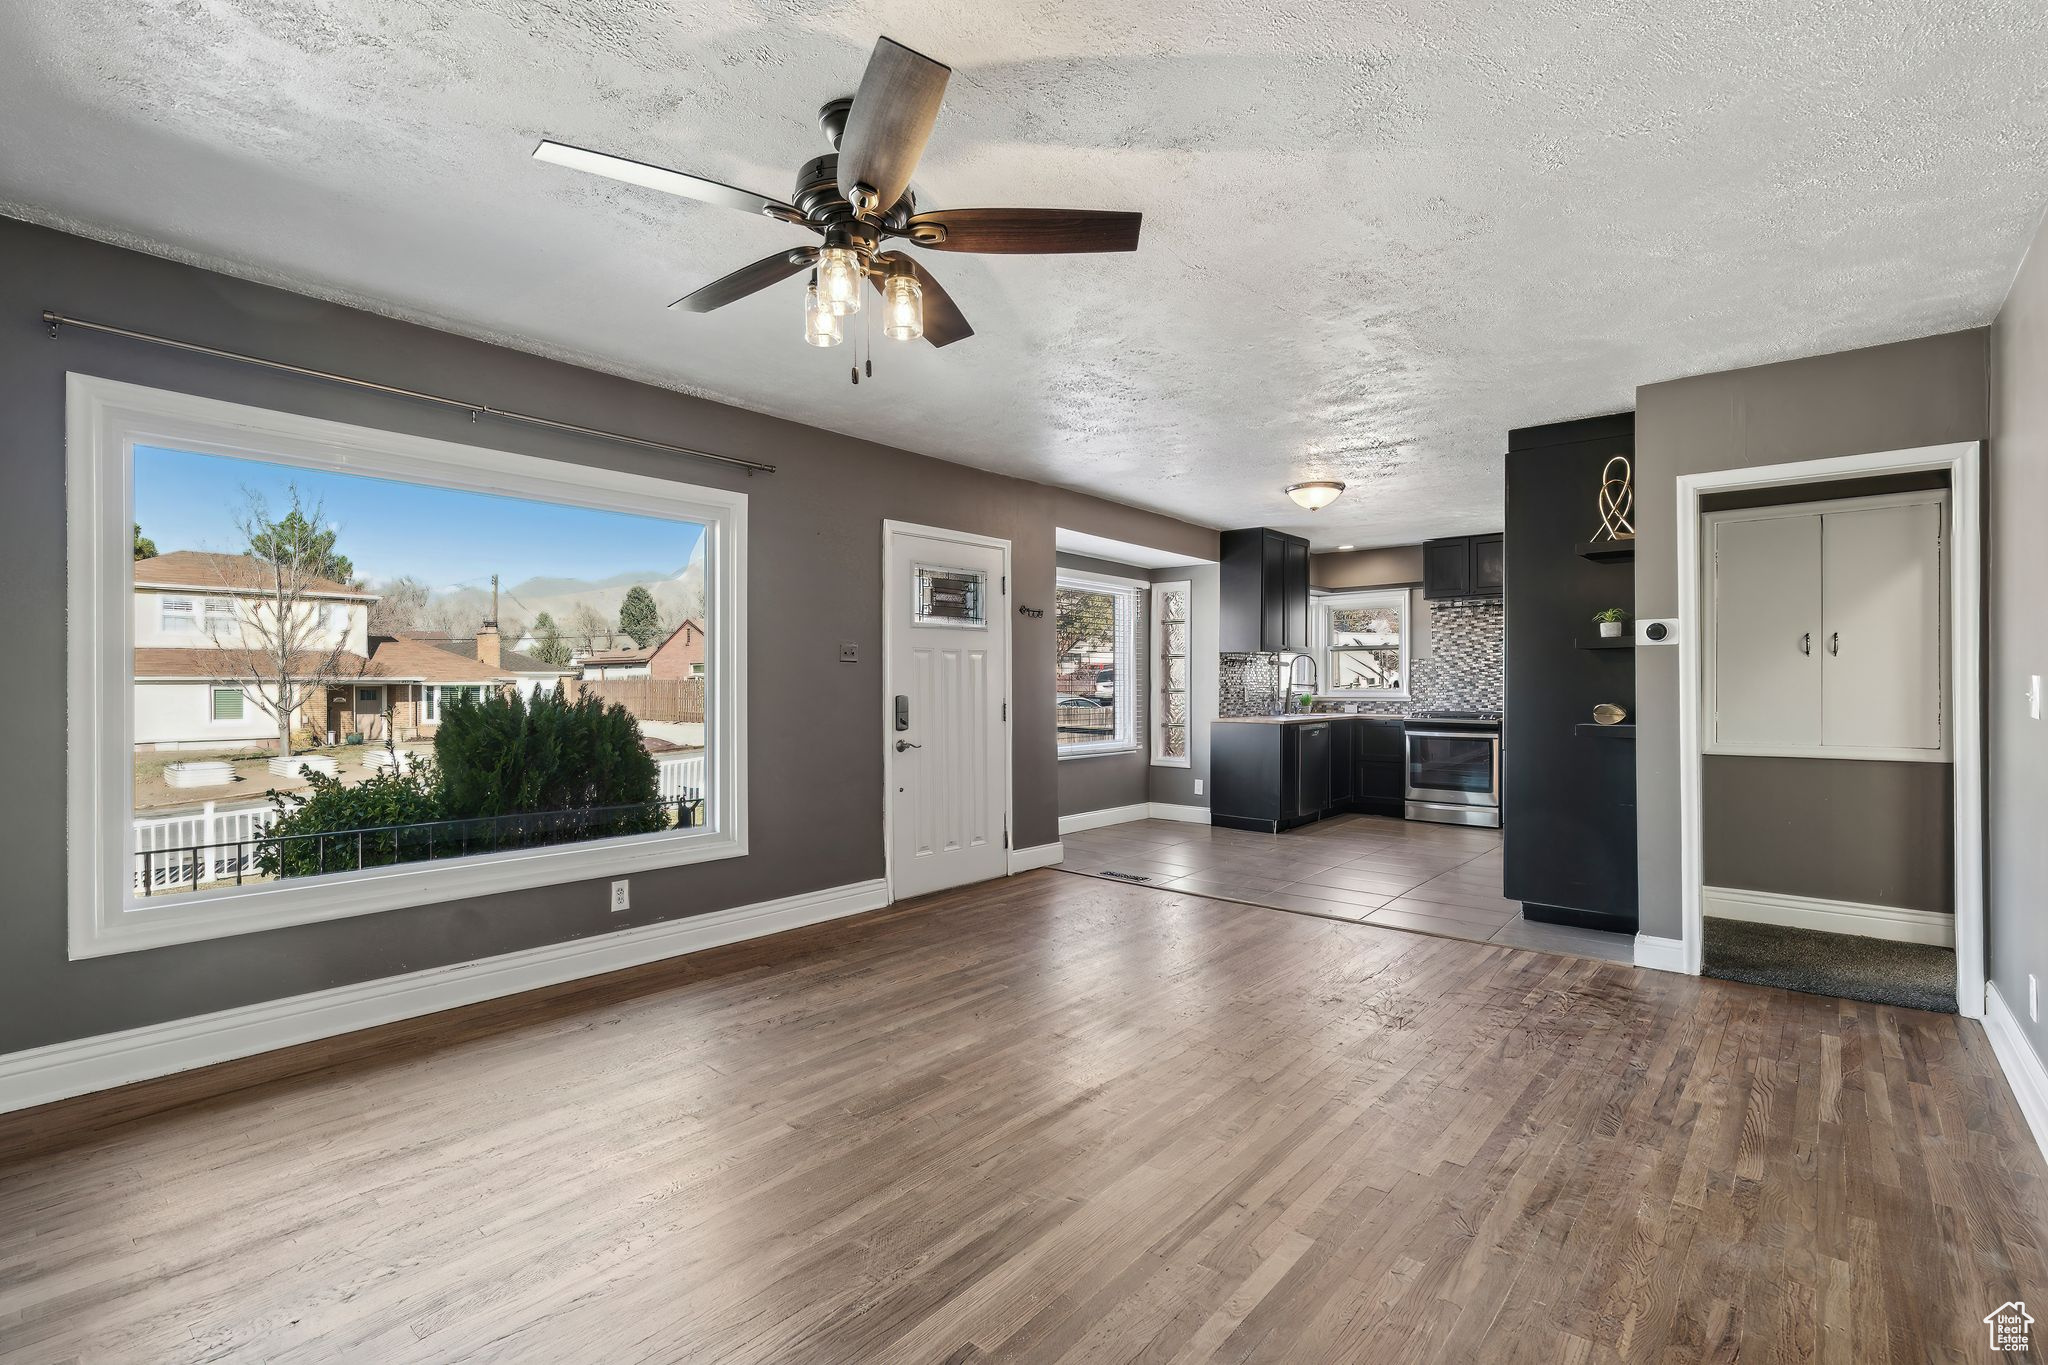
[1405,729,1498,742]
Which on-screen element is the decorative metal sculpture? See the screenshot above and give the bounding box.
[1594,454,1635,541]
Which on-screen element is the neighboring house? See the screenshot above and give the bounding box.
[405,626,578,700]
[575,618,705,680]
[132,553,515,749]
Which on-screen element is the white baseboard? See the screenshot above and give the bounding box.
[1058,803,1153,835]
[1008,842,1064,874]
[1058,801,1211,836]
[1634,934,1689,974]
[1984,982,2048,1165]
[0,878,891,1116]
[1702,885,1953,947]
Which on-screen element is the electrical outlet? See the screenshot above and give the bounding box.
[610,879,630,914]
[840,641,859,664]
[2031,975,2038,1023]
[1193,778,1204,796]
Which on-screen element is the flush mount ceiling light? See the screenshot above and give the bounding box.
[1286,481,1346,512]
[532,35,1144,362]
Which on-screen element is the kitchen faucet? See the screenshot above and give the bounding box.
[1285,653,1318,711]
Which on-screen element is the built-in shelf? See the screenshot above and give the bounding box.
[1574,723,1635,739]
[1576,636,1635,651]
[1574,539,1635,563]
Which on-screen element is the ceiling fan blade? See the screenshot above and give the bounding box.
[904,208,1142,254]
[534,140,800,221]
[836,37,950,215]
[874,252,973,347]
[670,249,818,312]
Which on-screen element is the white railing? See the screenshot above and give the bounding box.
[135,755,703,894]
[134,801,274,893]
[657,754,705,801]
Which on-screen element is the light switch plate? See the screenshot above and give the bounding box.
[1193,779,1204,796]
[2030,674,2042,720]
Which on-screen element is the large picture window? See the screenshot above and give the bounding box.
[1054,572,1140,757]
[68,375,747,959]
[1319,590,1409,699]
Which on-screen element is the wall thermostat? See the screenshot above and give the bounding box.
[1637,618,1677,645]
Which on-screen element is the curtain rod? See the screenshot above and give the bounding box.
[39,310,776,476]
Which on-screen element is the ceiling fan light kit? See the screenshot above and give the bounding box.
[533,34,1142,367]
[1287,481,1347,511]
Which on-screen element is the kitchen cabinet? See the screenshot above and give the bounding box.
[1221,527,1312,653]
[1423,534,1505,600]
[1210,717,1405,832]
[1706,493,1945,758]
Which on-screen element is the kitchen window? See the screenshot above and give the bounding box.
[1151,579,1191,766]
[1319,589,1409,699]
[66,374,748,959]
[1055,571,1140,757]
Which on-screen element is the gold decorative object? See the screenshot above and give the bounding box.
[1592,702,1628,726]
[1594,455,1635,541]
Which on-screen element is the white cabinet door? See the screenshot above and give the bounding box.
[1820,501,1944,751]
[1712,513,1822,750]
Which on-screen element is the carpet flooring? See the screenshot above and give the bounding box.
[1703,916,1957,1013]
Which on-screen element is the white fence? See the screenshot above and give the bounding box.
[134,755,705,893]
[657,754,705,801]
[133,801,274,894]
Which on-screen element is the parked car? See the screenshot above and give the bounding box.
[1093,667,1116,700]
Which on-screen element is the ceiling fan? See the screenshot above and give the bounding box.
[533,36,1142,354]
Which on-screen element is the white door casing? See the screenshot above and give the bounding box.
[884,525,1011,900]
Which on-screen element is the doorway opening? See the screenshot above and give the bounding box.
[1675,443,1982,1016]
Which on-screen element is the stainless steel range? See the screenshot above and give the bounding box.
[1404,711,1502,828]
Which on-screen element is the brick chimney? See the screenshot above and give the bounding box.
[476,573,502,668]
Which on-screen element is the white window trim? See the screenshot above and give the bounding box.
[1056,568,1142,760]
[67,374,748,960]
[1316,588,1411,700]
[1150,578,1192,768]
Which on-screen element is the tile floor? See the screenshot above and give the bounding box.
[1058,812,1636,964]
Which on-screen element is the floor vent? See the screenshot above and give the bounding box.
[1100,870,1155,883]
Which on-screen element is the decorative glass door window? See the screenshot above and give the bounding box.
[914,564,987,629]
[1152,579,1191,766]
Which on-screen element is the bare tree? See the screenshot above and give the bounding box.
[367,575,429,636]
[205,488,361,757]
[570,602,617,655]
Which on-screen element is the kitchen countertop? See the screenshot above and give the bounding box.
[1214,714,1405,724]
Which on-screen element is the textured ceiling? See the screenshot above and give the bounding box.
[5,1,2047,548]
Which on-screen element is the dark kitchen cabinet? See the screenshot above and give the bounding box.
[1423,533,1505,600]
[1211,720,1330,833]
[1212,717,1404,833]
[1221,528,1312,654]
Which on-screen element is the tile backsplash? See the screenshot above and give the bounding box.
[1220,598,1504,716]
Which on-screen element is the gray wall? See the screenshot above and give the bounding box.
[1702,758,1953,910]
[0,217,1215,1054]
[1148,562,1217,810]
[1055,553,1151,818]
[1310,544,1423,590]
[1632,328,1989,937]
[1990,213,2048,1055]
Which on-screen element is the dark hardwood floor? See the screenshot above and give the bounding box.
[3,870,2043,1362]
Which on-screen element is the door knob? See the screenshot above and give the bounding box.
[895,739,921,752]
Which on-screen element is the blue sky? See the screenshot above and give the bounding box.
[134,446,704,590]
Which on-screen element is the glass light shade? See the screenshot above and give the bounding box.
[882,272,923,341]
[816,246,864,316]
[803,282,843,347]
[1285,481,1346,511]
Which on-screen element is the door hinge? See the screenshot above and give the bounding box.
[1001,574,1007,595]
[1003,821,1009,849]
[1002,700,1007,721]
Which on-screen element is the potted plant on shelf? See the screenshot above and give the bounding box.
[1593,607,1630,639]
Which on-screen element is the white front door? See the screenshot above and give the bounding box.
[885,526,1009,899]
